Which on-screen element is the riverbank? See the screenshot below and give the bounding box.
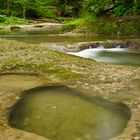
[61,16,140,36]
[0,39,140,140]
[0,22,62,33]
[0,16,140,37]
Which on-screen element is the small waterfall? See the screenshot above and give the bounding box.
[68,46,140,66]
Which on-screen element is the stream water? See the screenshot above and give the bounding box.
[0,31,138,140]
[69,47,140,66]
[0,31,139,67]
[9,86,131,140]
[0,31,129,43]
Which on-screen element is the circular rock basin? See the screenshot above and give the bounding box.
[9,86,131,140]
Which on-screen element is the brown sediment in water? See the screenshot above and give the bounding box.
[0,74,140,140]
[8,86,131,140]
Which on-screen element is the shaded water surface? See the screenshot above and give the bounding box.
[9,86,131,140]
[0,30,137,44]
[0,31,104,43]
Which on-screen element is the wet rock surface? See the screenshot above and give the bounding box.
[41,39,140,53]
[0,39,140,140]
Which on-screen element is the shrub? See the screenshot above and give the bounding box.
[113,5,126,16]
[61,19,84,32]
[119,20,140,35]
[0,15,28,25]
[0,15,7,22]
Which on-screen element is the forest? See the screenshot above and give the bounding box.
[0,1,140,140]
[0,0,140,35]
[0,0,140,19]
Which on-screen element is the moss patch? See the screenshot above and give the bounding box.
[0,39,140,85]
[0,39,83,81]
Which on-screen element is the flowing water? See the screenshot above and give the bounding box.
[69,47,140,66]
[0,31,138,140]
[0,31,139,66]
[9,86,131,140]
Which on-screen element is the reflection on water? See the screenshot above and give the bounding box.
[0,31,139,66]
[0,31,99,43]
[69,48,140,66]
[0,30,138,44]
[9,86,131,140]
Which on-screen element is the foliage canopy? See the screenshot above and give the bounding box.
[0,0,139,19]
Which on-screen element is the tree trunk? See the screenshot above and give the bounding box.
[23,6,26,19]
[56,0,61,16]
[7,0,10,16]
[64,0,68,5]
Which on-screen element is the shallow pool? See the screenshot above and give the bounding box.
[9,86,131,140]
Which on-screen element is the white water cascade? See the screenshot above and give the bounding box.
[68,46,140,66]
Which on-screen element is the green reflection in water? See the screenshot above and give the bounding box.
[0,30,138,44]
[9,86,131,140]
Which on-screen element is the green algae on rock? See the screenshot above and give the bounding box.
[0,73,43,90]
[0,38,140,140]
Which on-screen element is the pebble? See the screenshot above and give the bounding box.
[113,77,118,81]
[85,83,88,86]
[3,123,7,127]
[100,77,105,81]
[15,96,20,100]
[52,106,56,109]
[138,105,140,111]
[76,81,81,84]
[134,136,140,140]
